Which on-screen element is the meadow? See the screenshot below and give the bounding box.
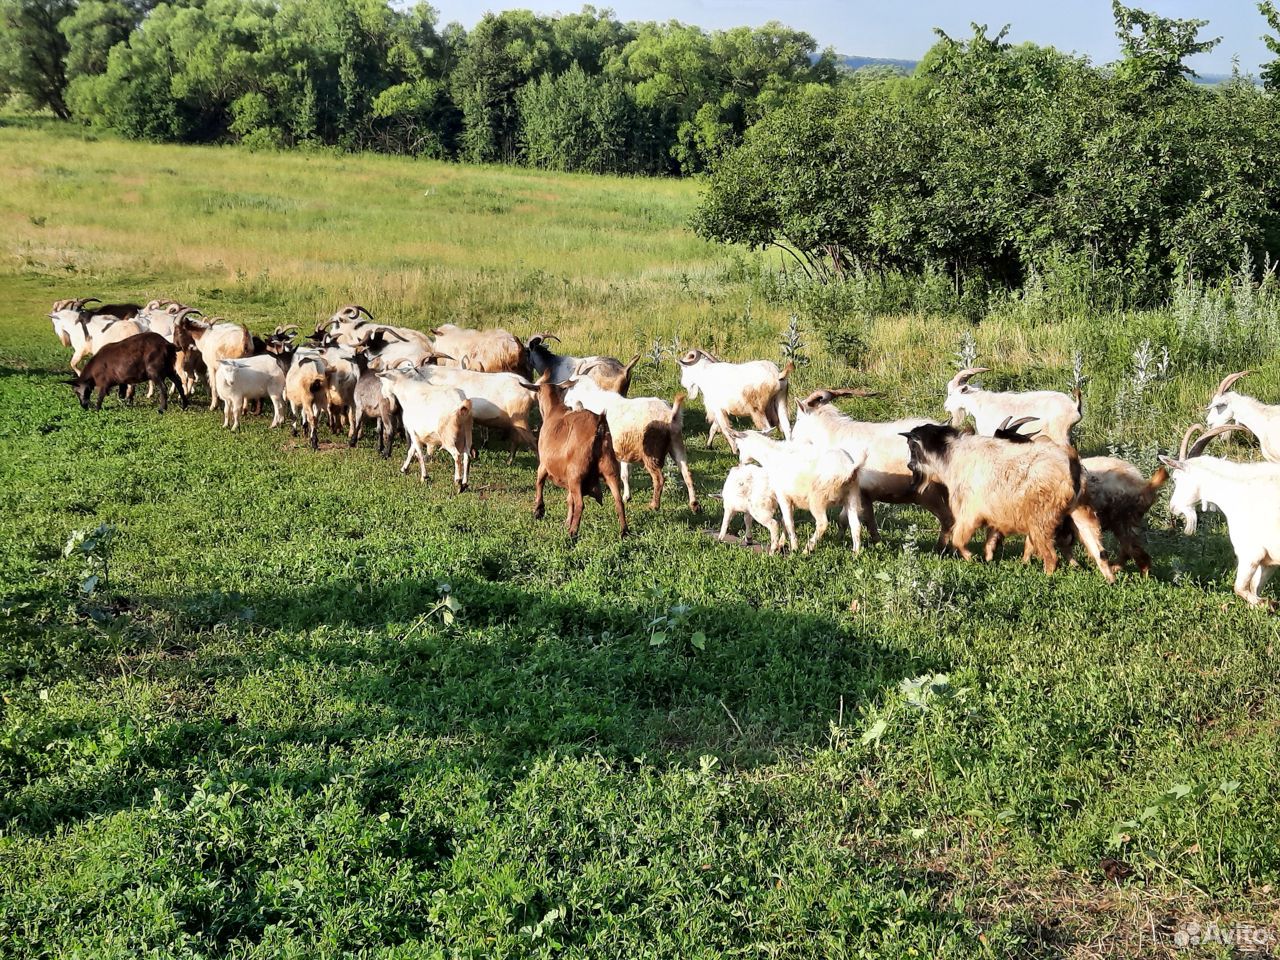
[1,120,1279,958]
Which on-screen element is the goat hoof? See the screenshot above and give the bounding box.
[689,501,701,513]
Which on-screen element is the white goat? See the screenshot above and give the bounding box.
[733,430,864,553]
[677,349,792,454]
[1161,423,1280,607]
[563,378,698,511]
[431,323,527,375]
[285,356,330,449]
[944,366,1081,444]
[215,353,290,431]
[1205,370,1280,463]
[380,376,474,491]
[174,312,254,410]
[718,464,782,553]
[402,365,537,459]
[792,388,953,548]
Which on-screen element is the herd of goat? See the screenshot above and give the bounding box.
[48,296,1280,608]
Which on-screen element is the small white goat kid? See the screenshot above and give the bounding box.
[1160,423,1280,607]
[718,464,782,553]
[732,430,865,553]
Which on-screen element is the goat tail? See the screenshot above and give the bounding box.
[1073,386,1083,417]
[670,390,687,421]
[624,353,641,375]
[1141,465,1171,508]
[780,361,794,379]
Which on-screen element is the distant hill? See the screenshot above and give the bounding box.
[837,55,918,74]
[835,54,1246,86]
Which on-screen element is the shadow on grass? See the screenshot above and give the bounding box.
[1,570,924,834]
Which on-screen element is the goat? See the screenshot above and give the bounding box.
[1205,370,1280,463]
[174,311,254,410]
[732,430,864,553]
[349,348,401,457]
[1160,423,1280,607]
[993,416,1167,575]
[353,326,441,370]
[563,378,698,512]
[677,349,792,454]
[406,364,537,461]
[215,348,294,431]
[285,357,330,449]
[527,334,641,395]
[520,375,626,537]
[432,323,528,376]
[68,313,149,374]
[379,376,473,491]
[718,464,782,553]
[319,305,436,354]
[945,367,1082,444]
[67,332,186,413]
[903,422,1114,581]
[792,388,954,550]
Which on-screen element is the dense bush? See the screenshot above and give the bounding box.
[696,16,1280,311]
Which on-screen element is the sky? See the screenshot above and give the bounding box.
[428,0,1273,77]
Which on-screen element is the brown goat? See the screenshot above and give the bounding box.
[993,418,1168,574]
[904,422,1113,582]
[67,332,187,413]
[521,376,627,537]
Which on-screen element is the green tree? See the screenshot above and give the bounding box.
[517,63,642,173]
[0,0,76,116]
[1111,1,1220,95]
[1260,1,1280,91]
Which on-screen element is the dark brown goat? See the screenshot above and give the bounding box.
[522,376,627,537]
[67,332,187,412]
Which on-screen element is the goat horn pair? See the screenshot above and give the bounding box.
[337,304,373,321]
[1214,370,1252,397]
[1178,422,1255,459]
[998,415,1038,433]
[528,332,560,346]
[51,299,72,311]
[947,366,989,391]
[174,307,204,323]
[274,324,299,336]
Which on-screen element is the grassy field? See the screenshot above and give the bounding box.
[1,120,1279,958]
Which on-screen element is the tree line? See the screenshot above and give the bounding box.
[0,0,836,173]
[4,1,1280,300]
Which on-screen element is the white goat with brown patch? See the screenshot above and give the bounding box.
[527,334,640,395]
[174,311,254,410]
[1205,370,1280,463]
[404,364,537,460]
[563,378,698,511]
[677,349,792,454]
[792,388,953,549]
[285,356,330,449]
[732,430,864,553]
[945,366,1082,444]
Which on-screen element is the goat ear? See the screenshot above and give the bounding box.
[517,381,539,391]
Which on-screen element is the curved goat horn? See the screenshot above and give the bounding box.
[1188,423,1255,458]
[1000,415,1039,432]
[1178,424,1204,460]
[174,307,204,323]
[274,324,299,336]
[1214,370,1252,397]
[947,366,989,391]
[375,326,408,343]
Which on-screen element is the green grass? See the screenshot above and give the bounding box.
[2,121,1279,958]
